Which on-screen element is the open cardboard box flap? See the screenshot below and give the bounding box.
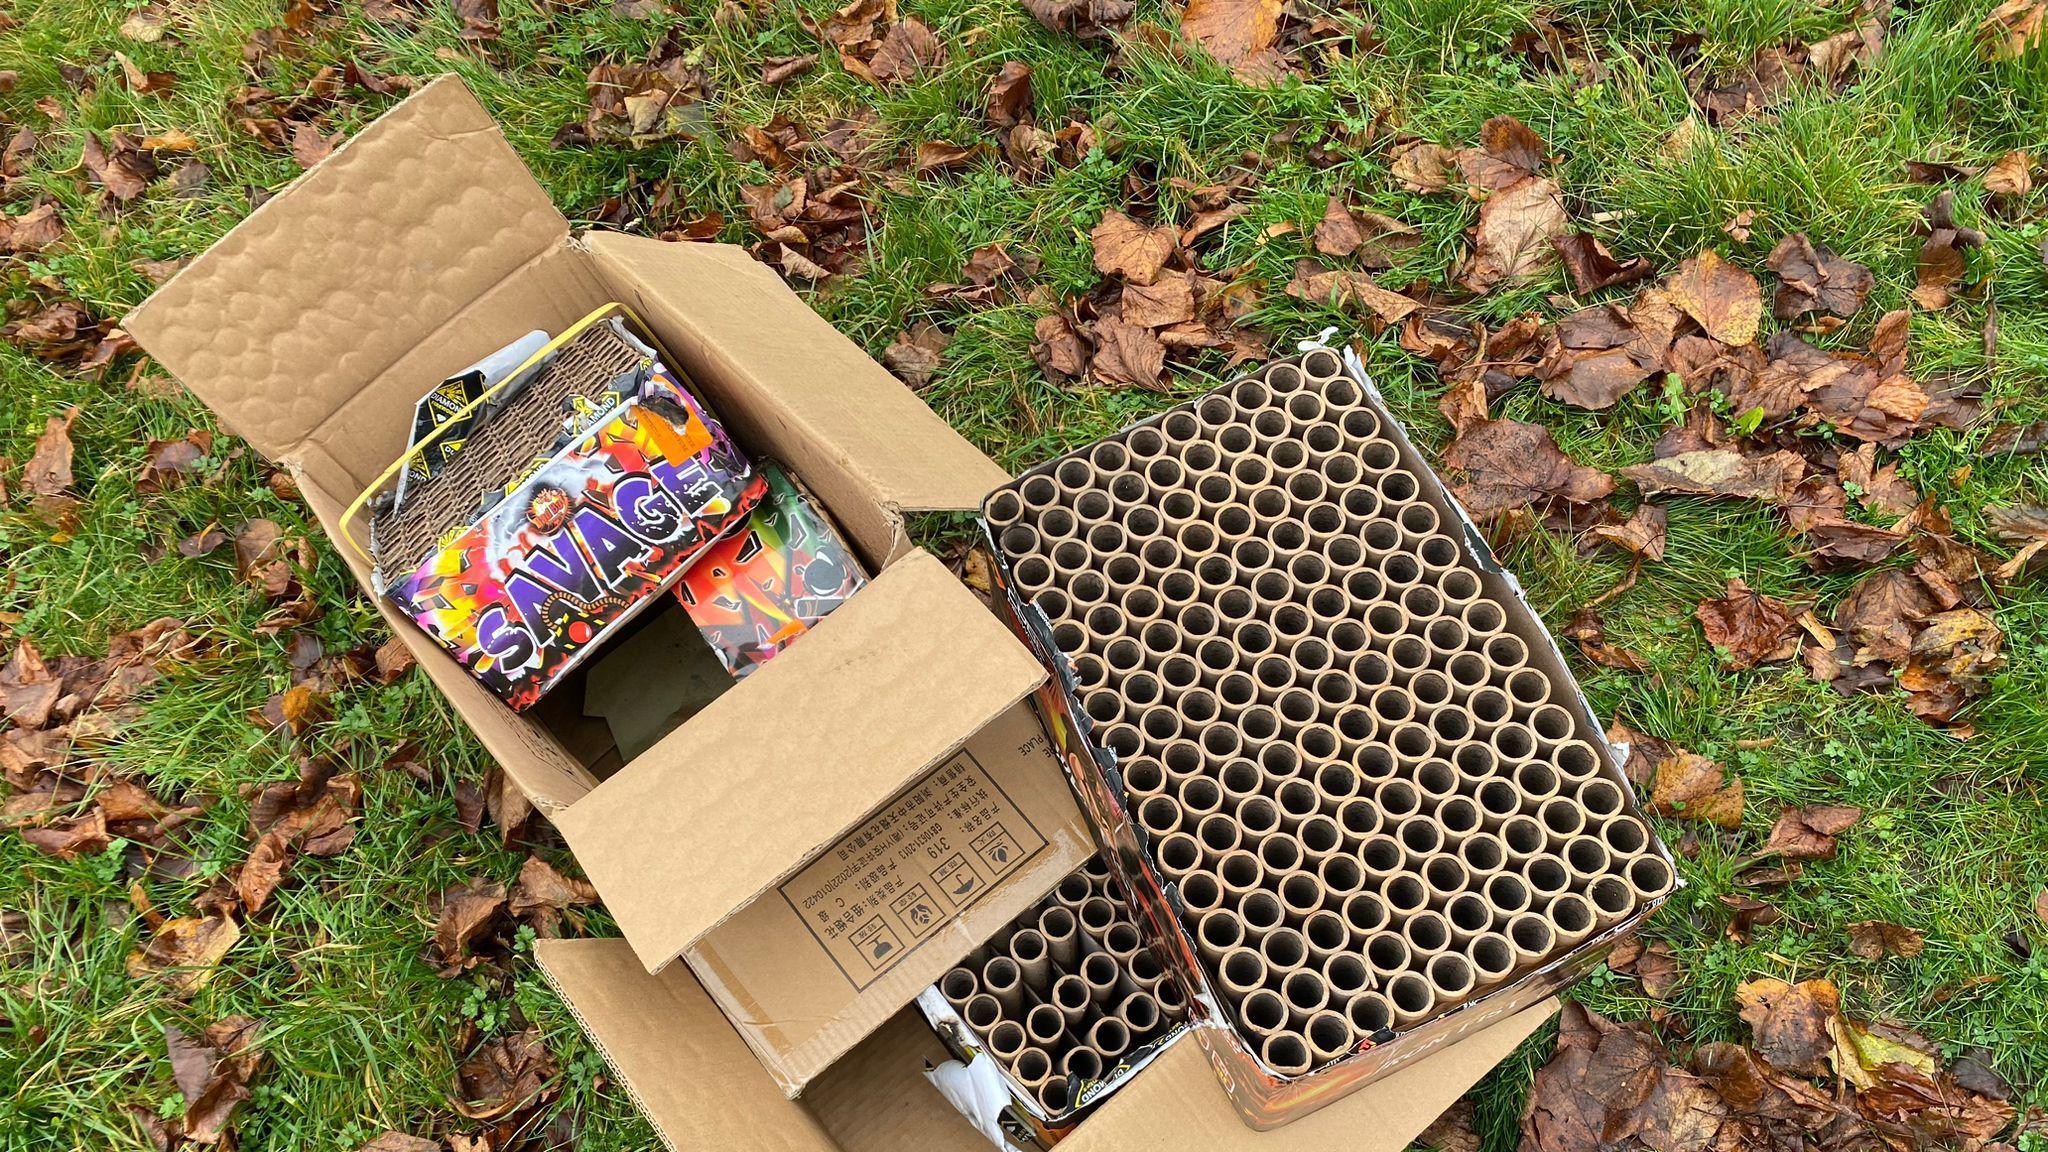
[536,937,1557,1152]
[555,549,1050,972]
[125,74,1005,522]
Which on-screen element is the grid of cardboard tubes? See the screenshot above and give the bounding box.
[940,856,1189,1118]
[985,349,1677,1077]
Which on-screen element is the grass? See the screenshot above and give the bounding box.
[2,0,2047,1148]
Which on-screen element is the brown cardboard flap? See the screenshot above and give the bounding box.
[1061,1004,1557,1152]
[555,549,1049,972]
[125,75,565,461]
[533,938,842,1152]
[585,232,1011,514]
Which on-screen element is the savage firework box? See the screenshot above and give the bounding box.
[355,304,762,711]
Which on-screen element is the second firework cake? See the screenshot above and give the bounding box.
[980,347,1676,1128]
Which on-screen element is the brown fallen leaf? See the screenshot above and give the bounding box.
[1649,751,1745,828]
[359,1134,440,1152]
[1897,607,2004,725]
[1986,503,2048,580]
[1762,804,1863,860]
[1847,919,1925,960]
[1984,149,2033,197]
[1021,0,1136,40]
[1092,209,1177,286]
[166,1015,265,1144]
[81,131,158,202]
[1623,448,1805,504]
[24,408,76,496]
[509,855,600,937]
[1417,1099,1482,1152]
[761,53,817,87]
[454,1028,560,1121]
[290,121,341,168]
[881,321,950,389]
[1090,317,1167,390]
[1696,578,1803,668]
[431,877,509,974]
[1588,503,1667,561]
[1563,609,1653,673]
[1179,0,1282,77]
[1120,273,1197,329]
[138,429,212,493]
[1031,310,1090,381]
[1285,262,1418,323]
[0,200,64,255]
[1554,232,1652,294]
[1765,233,1873,320]
[1663,249,1762,346]
[1913,190,1986,310]
[1978,0,2046,60]
[1458,175,1567,294]
[127,913,241,995]
[1441,419,1616,522]
[1609,937,1682,998]
[1736,977,1841,1078]
[1389,139,1457,194]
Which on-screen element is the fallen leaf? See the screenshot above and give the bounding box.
[1417,1099,1482,1152]
[1442,419,1615,522]
[1555,232,1652,294]
[1913,190,1985,310]
[1120,273,1197,329]
[1765,233,1873,320]
[1736,977,1841,1078]
[1090,317,1167,390]
[881,321,949,388]
[1623,448,1805,504]
[1459,176,1566,293]
[1285,263,1418,323]
[1092,209,1176,285]
[867,17,946,86]
[1179,0,1282,73]
[81,131,157,202]
[24,408,76,496]
[1986,503,2048,580]
[986,60,1033,125]
[1978,0,2046,60]
[0,200,64,254]
[1608,937,1682,998]
[431,877,508,974]
[1563,609,1653,673]
[127,914,241,995]
[138,429,212,493]
[165,1016,265,1144]
[1897,607,2003,725]
[761,53,818,86]
[509,855,599,937]
[1847,919,1925,959]
[1983,149,2032,197]
[1649,752,1745,828]
[359,1134,439,1152]
[1389,140,1457,194]
[1697,578,1802,668]
[454,1028,559,1121]
[1664,249,1762,346]
[1021,0,1136,40]
[1763,804,1862,860]
[1588,503,1668,561]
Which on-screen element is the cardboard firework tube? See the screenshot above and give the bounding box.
[1322,951,1371,1002]
[1304,1009,1356,1065]
[941,966,979,1011]
[1218,757,1263,803]
[1359,834,1405,887]
[1577,778,1627,822]
[1552,739,1604,783]
[986,487,1027,528]
[1388,723,1436,772]
[1038,505,1080,544]
[1386,972,1436,1027]
[1125,423,1167,461]
[1347,991,1394,1037]
[1395,815,1446,865]
[1160,408,1202,444]
[1490,721,1538,766]
[1239,988,1290,1037]
[1278,871,1325,926]
[1052,974,1092,1028]
[1459,596,1509,641]
[1459,831,1508,878]
[1013,1046,1054,1093]
[1088,1016,1132,1062]
[1522,853,1572,902]
[1474,779,1520,830]
[1438,795,1483,845]
[1078,895,1118,937]
[1484,871,1533,920]
[1422,853,1471,907]
[1402,909,1453,958]
[1302,910,1350,967]
[1334,797,1381,846]
[1123,756,1169,801]
[1445,892,1493,949]
[1258,834,1305,879]
[1563,835,1611,888]
[1117,991,1162,1040]
[964,993,1004,1033]
[988,1019,1028,1063]
[1465,685,1512,736]
[1537,795,1587,843]
[1133,949,1172,998]
[1353,742,1398,784]
[1292,722,1342,769]
[1527,703,1575,754]
[1465,931,1517,989]
[1482,630,1529,673]
[1026,1002,1066,1050]
[1318,853,1366,904]
[1136,794,1184,839]
[983,955,1025,1016]
[1627,853,1676,901]
[1195,813,1241,866]
[1601,814,1652,859]
[1158,740,1204,785]
[1504,667,1551,718]
[1038,905,1081,970]
[1280,968,1331,1029]
[1547,892,1597,949]
[1053,872,1094,913]
[1217,850,1265,901]
[1412,758,1460,806]
[1342,890,1390,938]
[1177,775,1225,822]
[1260,926,1310,975]
[1588,875,1636,929]
[1235,891,1284,947]
[1262,1031,1314,1077]
[1274,779,1320,832]
[1180,870,1226,916]
[1294,814,1345,865]
[1505,911,1556,968]
[1039,1076,1074,1117]
[1062,1044,1104,1082]
[1103,921,1145,966]
[1363,930,1412,983]
[1426,951,1477,1005]
[1080,949,1121,1005]
[1236,794,1281,839]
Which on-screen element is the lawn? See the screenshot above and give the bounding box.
[1,0,2045,1148]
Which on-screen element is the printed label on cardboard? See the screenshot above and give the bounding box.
[779,750,1049,990]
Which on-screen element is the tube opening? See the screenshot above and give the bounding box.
[1383,874,1427,914]
[1264,928,1309,972]
[1262,1032,1311,1076]
[1448,892,1491,935]
[1349,993,1392,1035]
[1388,972,1432,1014]
[1345,892,1389,935]
[1238,795,1281,836]
[1241,989,1288,1035]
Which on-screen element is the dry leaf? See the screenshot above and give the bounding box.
[1697,578,1803,668]
[1847,919,1924,959]
[127,914,242,995]
[1664,249,1762,345]
[1649,752,1745,828]
[881,321,950,388]
[1179,0,1282,72]
[1459,176,1566,293]
[1092,209,1177,285]
[1763,804,1863,860]
[1735,977,1840,1078]
[24,408,76,496]
[1765,233,1873,320]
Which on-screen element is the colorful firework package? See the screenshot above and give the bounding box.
[370,309,764,711]
[672,464,870,678]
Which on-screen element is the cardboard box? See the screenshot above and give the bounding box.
[125,76,1088,1092]
[536,936,1555,1152]
[976,349,1676,1127]
[129,76,1564,1141]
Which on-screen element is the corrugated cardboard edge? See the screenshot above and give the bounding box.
[533,938,842,1152]
[556,549,1050,972]
[126,75,566,462]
